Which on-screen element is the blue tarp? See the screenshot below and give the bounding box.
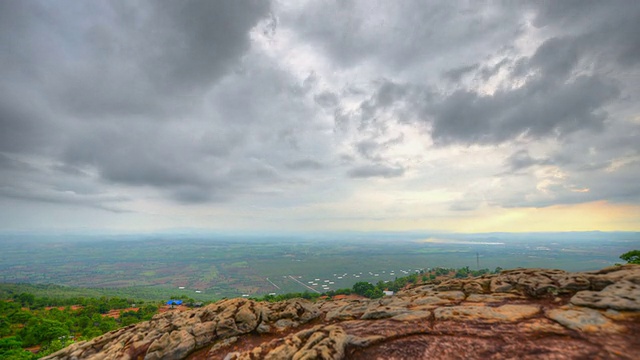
[166,299,183,305]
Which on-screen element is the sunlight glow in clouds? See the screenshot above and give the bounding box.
[0,1,639,232]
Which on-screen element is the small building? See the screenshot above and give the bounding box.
[383,291,394,296]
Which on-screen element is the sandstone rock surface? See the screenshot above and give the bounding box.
[42,265,640,360]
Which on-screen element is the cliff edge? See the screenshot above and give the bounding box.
[43,264,640,359]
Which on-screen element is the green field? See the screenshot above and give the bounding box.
[1,232,638,300]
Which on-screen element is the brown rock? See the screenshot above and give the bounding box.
[465,293,522,303]
[145,329,196,360]
[462,281,484,294]
[546,307,625,333]
[391,310,432,322]
[434,304,540,322]
[410,296,450,306]
[361,305,409,320]
[489,277,513,293]
[582,264,640,290]
[570,280,640,311]
[226,325,348,360]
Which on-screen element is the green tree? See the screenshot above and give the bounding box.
[16,293,35,308]
[37,338,75,358]
[20,318,69,346]
[0,316,11,337]
[364,288,384,299]
[9,310,32,325]
[0,336,23,351]
[352,282,375,297]
[0,348,35,360]
[620,250,640,264]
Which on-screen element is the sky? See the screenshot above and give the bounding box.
[1,0,639,233]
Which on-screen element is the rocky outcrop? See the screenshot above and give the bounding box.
[43,265,640,360]
[42,298,320,360]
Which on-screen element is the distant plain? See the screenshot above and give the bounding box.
[1,232,638,300]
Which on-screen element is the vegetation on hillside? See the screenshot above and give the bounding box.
[0,293,160,359]
[620,250,640,264]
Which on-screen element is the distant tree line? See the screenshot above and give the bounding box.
[256,266,505,301]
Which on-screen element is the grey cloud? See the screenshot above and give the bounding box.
[527,37,580,78]
[0,185,129,213]
[338,79,430,136]
[430,72,618,144]
[428,1,639,145]
[314,91,339,109]
[355,134,405,162]
[62,126,207,188]
[0,89,54,154]
[506,150,547,171]
[0,153,130,212]
[347,164,405,179]
[57,53,315,205]
[355,140,381,161]
[479,58,510,81]
[495,122,640,208]
[532,1,640,67]
[286,159,325,170]
[0,153,34,172]
[290,1,524,70]
[443,64,479,82]
[2,0,639,221]
[4,0,272,119]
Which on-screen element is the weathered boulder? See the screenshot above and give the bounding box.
[42,298,320,360]
[225,325,350,360]
[571,280,640,311]
[145,329,195,360]
[434,304,540,323]
[546,306,625,333]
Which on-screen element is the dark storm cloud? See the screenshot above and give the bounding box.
[2,1,271,119]
[0,0,273,208]
[304,1,638,148]
[532,1,640,67]
[57,0,270,117]
[431,73,618,144]
[347,164,405,179]
[431,34,620,144]
[1,0,272,149]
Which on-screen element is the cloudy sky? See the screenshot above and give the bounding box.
[1,0,639,233]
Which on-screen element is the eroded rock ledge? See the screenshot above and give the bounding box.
[43,265,640,360]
